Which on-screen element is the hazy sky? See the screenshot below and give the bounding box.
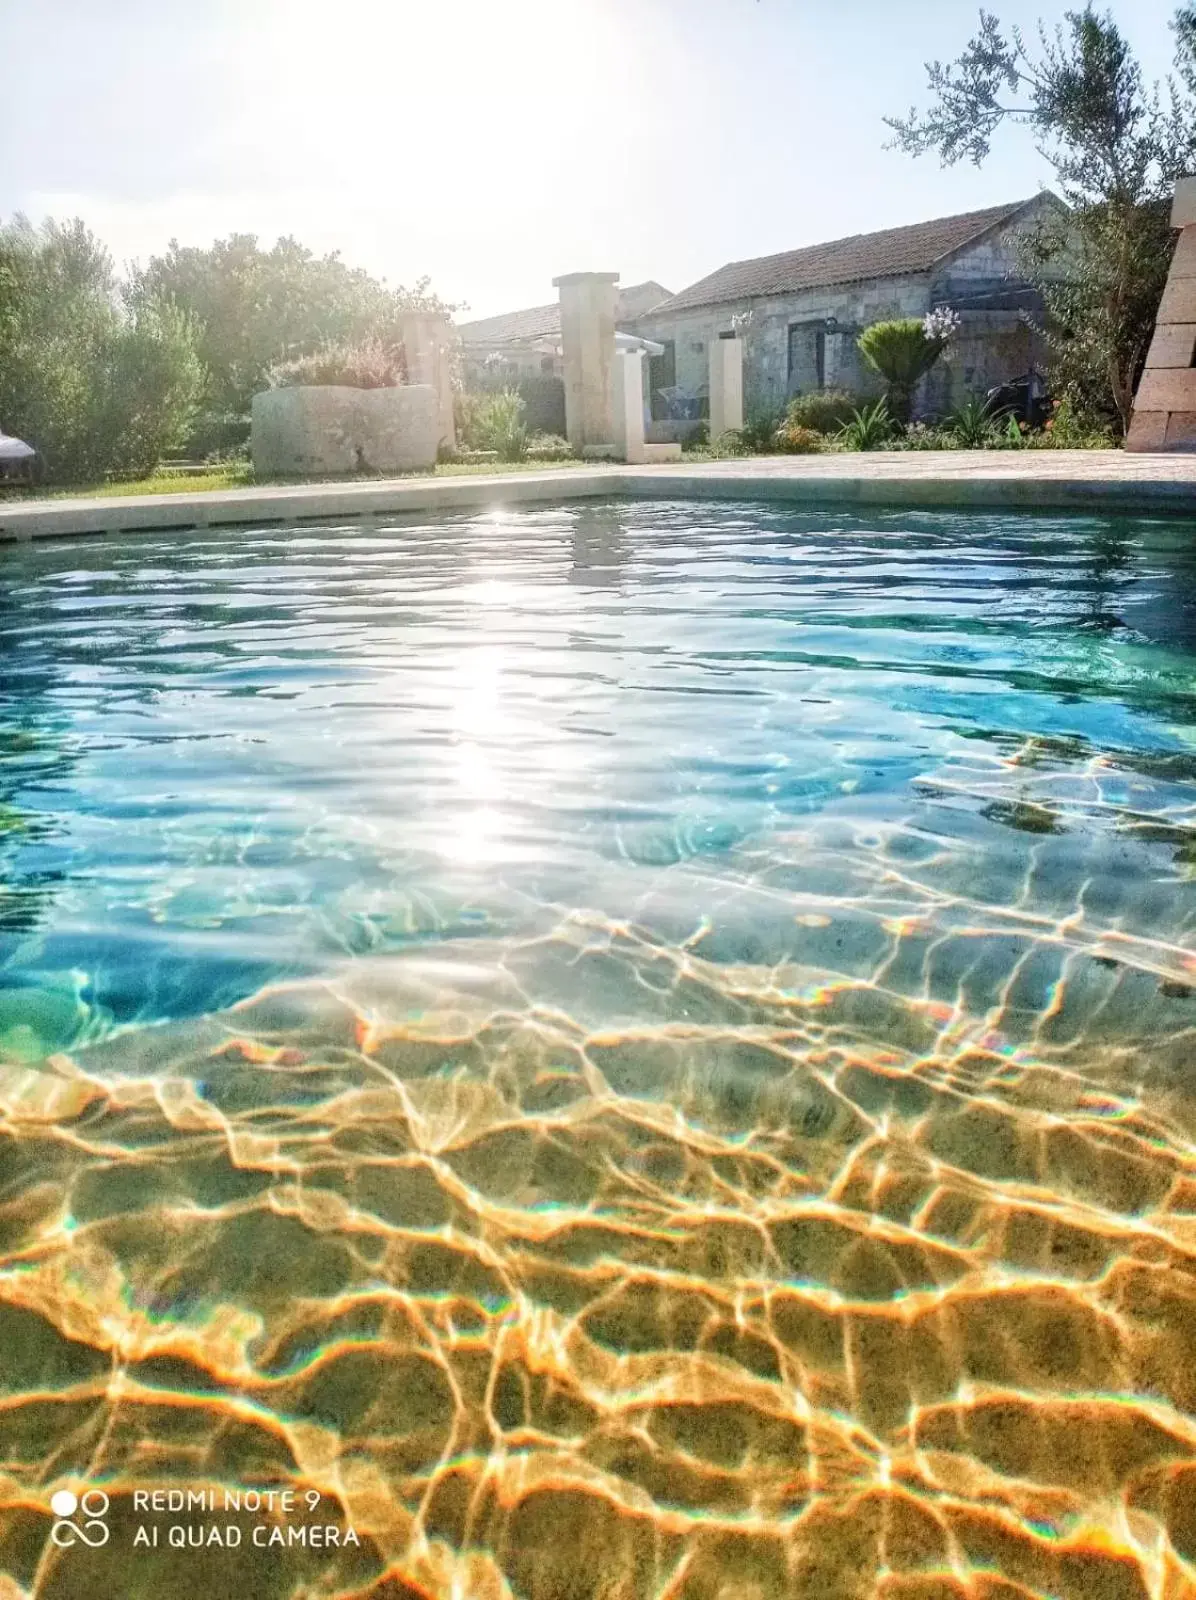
[2,0,1187,317]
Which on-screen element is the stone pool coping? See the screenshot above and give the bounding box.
[3,450,1196,540]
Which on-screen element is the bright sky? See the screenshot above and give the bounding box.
[1,0,1187,317]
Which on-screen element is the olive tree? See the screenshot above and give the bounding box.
[886,7,1196,433]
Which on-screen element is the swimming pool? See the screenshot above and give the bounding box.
[2,498,1195,1598]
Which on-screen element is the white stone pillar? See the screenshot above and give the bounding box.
[399,312,457,455]
[553,271,619,453]
[709,333,744,441]
[612,348,649,463]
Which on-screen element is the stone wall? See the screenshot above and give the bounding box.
[631,198,1059,421]
[633,273,922,417]
[251,385,439,476]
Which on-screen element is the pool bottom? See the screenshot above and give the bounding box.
[5,873,1196,1600]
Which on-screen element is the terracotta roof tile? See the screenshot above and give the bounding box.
[459,281,672,345]
[651,200,1045,314]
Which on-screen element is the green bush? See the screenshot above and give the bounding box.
[732,410,786,453]
[784,389,871,435]
[773,424,826,454]
[89,300,206,477]
[268,336,405,389]
[525,432,572,460]
[1028,397,1116,449]
[460,388,528,461]
[944,396,999,448]
[0,216,203,483]
[893,421,957,450]
[188,410,252,459]
[467,370,566,435]
[836,398,895,451]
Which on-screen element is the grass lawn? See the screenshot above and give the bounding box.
[22,456,616,502]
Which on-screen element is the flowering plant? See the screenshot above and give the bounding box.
[923,305,961,341]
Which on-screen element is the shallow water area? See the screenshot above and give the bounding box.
[1,498,1196,1600]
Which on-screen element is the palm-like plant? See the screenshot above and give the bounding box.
[857,318,950,425]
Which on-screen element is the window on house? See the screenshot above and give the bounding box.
[787,322,829,392]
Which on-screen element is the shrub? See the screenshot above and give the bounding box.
[898,421,958,450]
[514,374,566,435]
[88,299,206,477]
[773,424,825,454]
[188,410,252,460]
[836,398,895,450]
[460,388,528,461]
[733,410,785,454]
[1002,414,1027,449]
[0,218,204,483]
[525,432,572,461]
[944,396,999,448]
[857,318,950,424]
[1026,397,1115,449]
[784,389,870,435]
[268,335,406,389]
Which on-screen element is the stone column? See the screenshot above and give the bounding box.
[399,312,457,454]
[1127,176,1196,452]
[709,333,744,440]
[553,271,619,453]
[611,348,648,463]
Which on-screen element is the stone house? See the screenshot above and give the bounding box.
[628,196,1065,420]
[458,281,672,382]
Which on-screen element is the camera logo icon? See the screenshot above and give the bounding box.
[50,1489,110,1548]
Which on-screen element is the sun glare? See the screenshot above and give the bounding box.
[230,0,649,310]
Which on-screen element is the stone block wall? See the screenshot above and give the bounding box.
[633,274,924,417]
[251,385,439,476]
[631,197,1058,422]
[1127,179,1196,452]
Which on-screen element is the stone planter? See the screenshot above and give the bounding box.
[250,385,439,476]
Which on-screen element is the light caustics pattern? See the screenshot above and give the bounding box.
[0,502,1195,1600]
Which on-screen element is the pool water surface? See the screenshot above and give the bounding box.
[1,499,1195,1599]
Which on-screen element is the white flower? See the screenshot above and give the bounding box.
[923,305,961,343]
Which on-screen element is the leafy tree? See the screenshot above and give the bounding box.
[90,299,206,477]
[886,6,1196,433]
[0,216,203,482]
[857,318,950,423]
[133,235,451,449]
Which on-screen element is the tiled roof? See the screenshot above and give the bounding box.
[459,281,673,345]
[649,200,1046,314]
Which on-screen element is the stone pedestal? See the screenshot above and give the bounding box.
[399,313,457,455]
[251,385,439,475]
[709,333,744,440]
[1127,177,1196,452]
[612,348,647,463]
[554,271,619,453]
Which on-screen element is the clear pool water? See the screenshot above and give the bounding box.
[1,499,1195,1599]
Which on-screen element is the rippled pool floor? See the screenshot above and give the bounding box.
[1,500,1196,1599]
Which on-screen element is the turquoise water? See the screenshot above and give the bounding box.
[2,499,1196,1599]
[4,501,1193,1053]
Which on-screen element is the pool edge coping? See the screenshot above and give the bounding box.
[4,457,1196,540]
